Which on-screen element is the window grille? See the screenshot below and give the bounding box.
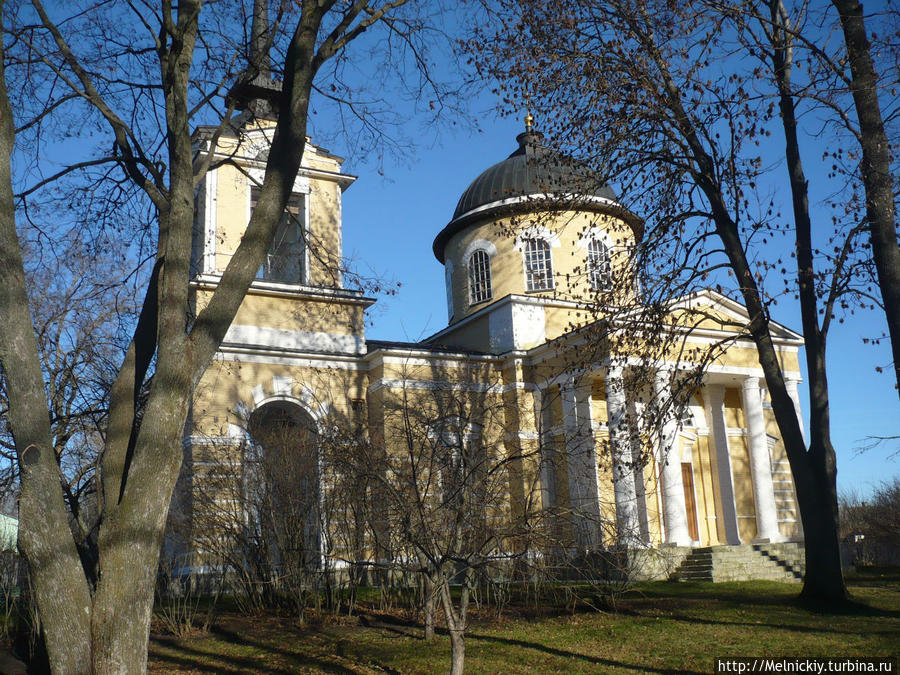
[523,238,554,291]
[587,238,612,291]
[468,249,493,305]
[250,186,305,283]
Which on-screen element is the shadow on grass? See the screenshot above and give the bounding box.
[355,613,703,674]
[465,631,706,674]
[633,582,900,617]
[152,629,359,674]
[615,581,900,637]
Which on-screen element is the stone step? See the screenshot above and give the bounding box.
[673,543,805,583]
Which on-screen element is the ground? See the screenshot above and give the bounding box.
[148,570,900,674]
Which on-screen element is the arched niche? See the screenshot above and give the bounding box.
[244,399,321,570]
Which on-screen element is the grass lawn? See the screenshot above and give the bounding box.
[148,570,900,674]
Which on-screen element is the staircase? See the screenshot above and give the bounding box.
[674,542,805,583]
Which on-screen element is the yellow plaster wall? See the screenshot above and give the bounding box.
[307,176,344,286]
[203,130,347,287]
[190,288,364,336]
[433,314,492,354]
[724,387,745,428]
[689,435,720,546]
[444,210,637,324]
[192,358,365,437]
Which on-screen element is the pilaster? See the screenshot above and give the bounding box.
[560,375,602,549]
[705,384,741,545]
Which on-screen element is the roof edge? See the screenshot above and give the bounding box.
[432,194,644,263]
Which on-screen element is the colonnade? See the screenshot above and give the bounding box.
[538,364,796,549]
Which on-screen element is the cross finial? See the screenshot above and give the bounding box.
[524,112,534,132]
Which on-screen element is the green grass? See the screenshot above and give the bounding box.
[148,576,900,674]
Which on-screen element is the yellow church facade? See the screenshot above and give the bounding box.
[181,117,806,576]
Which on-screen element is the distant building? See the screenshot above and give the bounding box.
[0,514,16,552]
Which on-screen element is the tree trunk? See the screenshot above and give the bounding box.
[448,627,465,675]
[634,18,848,602]
[0,16,93,672]
[831,0,900,400]
[795,441,845,605]
[440,575,469,675]
[423,574,435,641]
[765,0,847,604]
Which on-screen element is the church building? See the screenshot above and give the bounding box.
[181,112,807,582]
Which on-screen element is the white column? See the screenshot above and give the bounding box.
[626,400,651,544]
[783,376,806,444]
[654,370,692,546]
[560,376,602,549]
[741,377,782,543]
[705,385,741,545]
[606,365,641,547]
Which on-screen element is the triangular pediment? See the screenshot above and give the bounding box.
[669,289,803,343]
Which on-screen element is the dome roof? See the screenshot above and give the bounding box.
[452,131,617,221]
[433,130,626,263]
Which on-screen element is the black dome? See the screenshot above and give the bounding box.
[452,131,617,221]
[433,131,622,263]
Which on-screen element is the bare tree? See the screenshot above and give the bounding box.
[0,243,138,579]
[365,360,538,675]
[469,0,899,603]
[0,1,452,671]
[830,0,900,399]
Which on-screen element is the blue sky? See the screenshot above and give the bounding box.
[339,111,899,499]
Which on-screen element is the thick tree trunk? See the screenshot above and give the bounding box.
[90,400,189,673]
[766,0,847,604]
[0,18,93,672]
[795,441,845,605]
[832,0,900,400]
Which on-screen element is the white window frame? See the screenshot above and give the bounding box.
[587,238,613,291]
[467,249,493,306]
[461,239,498,308]
[247,169,311,286]
[522,238,554,291]
[445,259,455,322]
[427,417,482,501]
[577,227,617,293]
[514,226,559,293]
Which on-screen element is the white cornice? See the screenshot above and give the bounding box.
[215,346,367,370]
[453,193,623,225]
[190,274,375,306]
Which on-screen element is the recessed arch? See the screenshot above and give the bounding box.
[513,224,560,251]
[462,238,498,264]
[576,226,615,250]
[245,398,321,571]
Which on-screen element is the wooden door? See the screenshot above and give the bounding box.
[681,463,699,542]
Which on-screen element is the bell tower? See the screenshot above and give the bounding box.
[189,0,373,359]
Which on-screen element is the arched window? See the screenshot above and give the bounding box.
[523,238,554,291]
[587,238,612,291]
[445,261,455,321]
[468,249,493,305]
